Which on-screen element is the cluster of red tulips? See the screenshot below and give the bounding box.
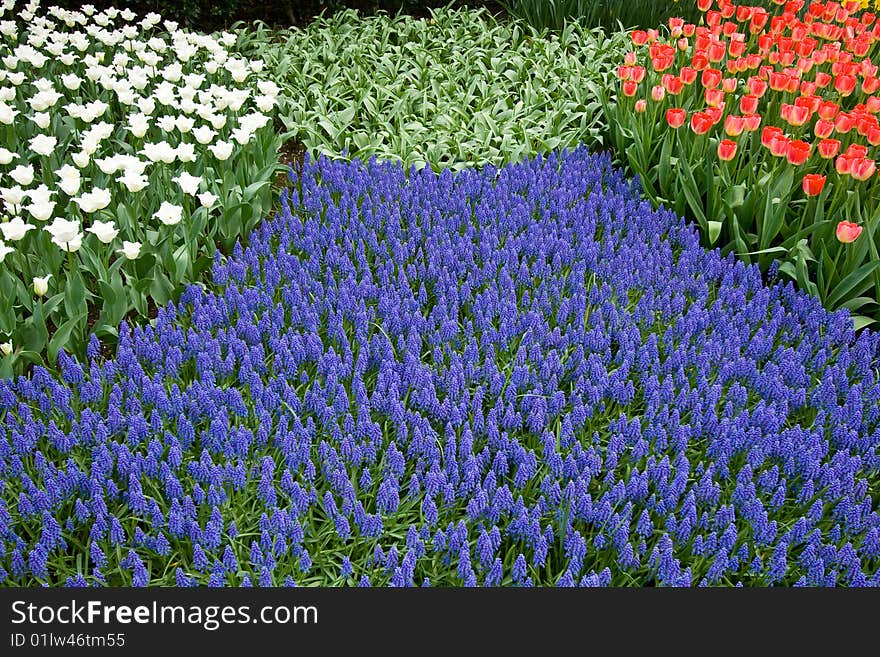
[606,0,880,325]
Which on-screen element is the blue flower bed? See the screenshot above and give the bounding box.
[1,149,879,586]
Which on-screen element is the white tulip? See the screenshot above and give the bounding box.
[0,88,14,102]
[0,185,26,213]
[33,274,51,297]
[44,217,80,243]
[0,341,11,356]
[141,141,177,164]
[126,112,150,138]
[9,164,34,186]
[137,96,156,115]
[6,72,24,86]
[191,125,215,145]
[0,147,13,164]
[176,142,196,163]
[71,150,91,168]
[208,140,233,160]
[0,216,36,241]
[29,134,57,157]
[0,101,19,124]
[255,95,276,113]
[204,60,219,75]
[26,193,56,222]
[117,240,141,260]
[86,219,119,244]
[172,171,201,196]
[61,73,82,91]
[95,155,123,175]
[55,165,82,196]
[31,112,50,129]
[154,201,183,226]
[0,240,13,262]
[208,113,227,130]
[117,170,149,193]
[231,127,253,145]
[73,188,111,213]
[197,191,218,209]
[175,115,194,133]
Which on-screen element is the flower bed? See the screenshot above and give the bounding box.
[605,0,880,329]
[0,1,281,375]
[1,148,877,586]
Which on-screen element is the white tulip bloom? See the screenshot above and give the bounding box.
[250,59,265,73]
[175,115,194,133]
[86,219,119,244]
[55,165,81,196]
[172,171,201,196]
[0,240,13,263]
[0,87,14,102]
[231,127,253,145]
[197,191,218,209]
[73,188,111,213]
[175,142,196,163]
[0,341,11,356]
[44,217,81,243]
[255,94,277,113]
[71,150,91,168]
[257,80,280,97]
[192,125,215,145]
[208,140,233,161]
[162,61,182,83]
[117,170,149,193]
[59,53,76,66]
[61,73,82,91]
[0,186,26,213]
[204,59,219,75]
[117,240,141,259]
[25,185,55,222]
[154,201,183,226]
[208,113,227,130]
[31,112,50,129]
[127,112,150,138]
[6,72,24,86]
[137,96,156,115]
[141,141,176,164]
[95,155,125,175]
[0,216,35,241]
[156,114,177,132]
[0,147,13,164]
[33,274,51,296]
[2,55,18,68]
[9,164,34,186]
[29,134,57,157]
[0,102,19,124]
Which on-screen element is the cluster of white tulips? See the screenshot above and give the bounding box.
[0,0,283,371]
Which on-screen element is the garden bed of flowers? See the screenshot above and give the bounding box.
[1,148,878,587]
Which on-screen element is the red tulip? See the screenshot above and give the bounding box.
[761,126,783,148]
[624,51,637,66]
[867,96,880,114]
[669,17,685,37]
[814,71,833,88]
[724,114,745,136]
[666,108,687,128]
[740,94,759,114]
[631,30,648,46]
[814,119,834,138]
[834,74,857,96]
[786,140,811,165]
[680,66,698,84]
[722,77,738,93]
[845,144,868,159]
[622,80,638,97]
[836,154,853,175]
[651,85,666,102]
[851,158,876,181]
[748,76,768,96]
[705,88,725,107]
[836,220,863,243]
[718,139,738,161]
[868,126,880,146]
[835,113,854,133]
[617,66,632,80]
[635,99,647,113]
[862,77,880,95]
[817,100,839,120]
[631,66,646,83]
[702,68,722,88]
[770,134,791,157]
[743,113,762,131]
[691,111,714,134]
[818,138,841,159]
[697,0,712,10]
[801,174,826,196]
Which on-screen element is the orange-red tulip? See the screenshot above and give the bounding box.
[801,174,826,196]
[836,221,863,243]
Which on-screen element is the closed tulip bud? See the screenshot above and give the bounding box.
[717,139,738,161]
[801,174,825,196]
[836,220,862,243]
[0,341,11,356]
[651,85,665,101]
[635,99,647,113]
[33,274,51,297]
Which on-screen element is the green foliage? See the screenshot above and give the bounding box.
[246,7,628,171]
[497,0,702,32]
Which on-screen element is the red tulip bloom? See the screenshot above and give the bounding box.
[724,114,745,136]
[868,96,880,114]
[722,77,738,93]
[748,76,768,96]
[705,88,725,107]
[770,134,791,157]
[718,139,738,161]
[835,74,857,96]
[680,66,698,84]
[851,158,876,181]
[814,71,833,88]
[651,85,666,102]
[761,125,784,148]
[617,66,632,80]
[814,119,834,138]
[769,71,790,91]
[702,68,722,88]
[846,144,869,159]
[743,113,762,131]
[836,154,853,175]
[622,80,638,97]
[802,174,826,196]
[836,221,863,243]
[663,75,684,95]
[666,108,687,128]
[635,99,647,113]
[631,30,648,46]
[862,77,880,95]
[631,66,646,83]
[867,126,880,146]
[691,111,714,134]
[740,94,759,114]
[786,139,811,165]
[624,51,637,66]
[817,100,839,121]
[697,0,712,10]
[818,138,841,159]
[835,113,855,133]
